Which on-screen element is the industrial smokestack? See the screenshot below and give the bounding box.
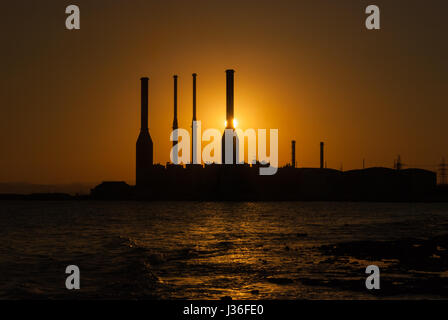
[173,75,178,132]
[141,77,148,130]
[192,73,197,122]
[191,73,197,164]
[226,69,235,129]
[172,75,179,164]
[320,142,324,169]
[291,140,296,168]
[136,77,153,186]
[222,69,237,164]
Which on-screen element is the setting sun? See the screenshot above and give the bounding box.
[224,119,238,128]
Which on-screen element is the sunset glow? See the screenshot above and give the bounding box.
[225,119,238,128]
[1,0,448,306]
[0,1,447,187]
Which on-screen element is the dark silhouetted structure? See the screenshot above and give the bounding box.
[396,155,403,171]
[320,142,324,169]
[222,69,238,164]
[191,73,197,164]
[225,70,234,127]
[96,165,437,201]
[173,75,178,135]
[291,140,296,167]
[172,75,179,164]
[93,70,441,202]
[136,77,153,187]
[192,73,197,122]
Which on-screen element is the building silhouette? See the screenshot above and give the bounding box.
[92,69,439,201]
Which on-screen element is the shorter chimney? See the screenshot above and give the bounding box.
[320,142,324,169]
[291,140,296,168]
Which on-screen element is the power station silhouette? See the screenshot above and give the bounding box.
[91,69,437,201]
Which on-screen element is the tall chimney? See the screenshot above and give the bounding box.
[192,73,197,122]
[136,77,153,186]
[172,75,179,164]
[141,77,148,130]
[320,142,324,169]
[291,140,296,168]
[222,69,237,164]
[173,75,178,132]
[226,69,235,129]
[191,73,197,164]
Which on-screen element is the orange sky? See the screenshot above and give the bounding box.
[1,0,447,185]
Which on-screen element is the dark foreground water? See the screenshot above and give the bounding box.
[1,201,448,299]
